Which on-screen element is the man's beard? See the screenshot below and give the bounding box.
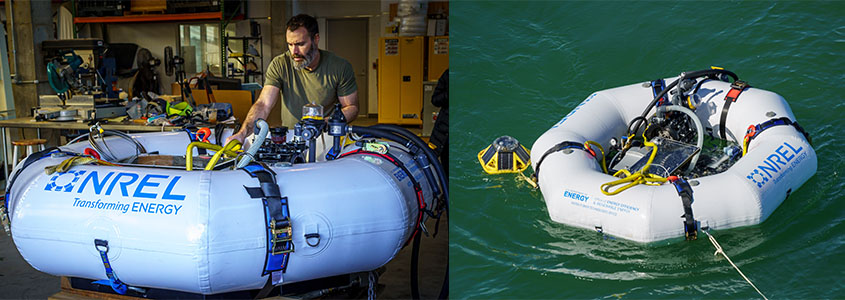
[292,44,318,70]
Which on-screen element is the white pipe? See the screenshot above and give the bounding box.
[291,0,301,16]
[656,105,704,174]
[236,118,269,168]
[8,0,18,83]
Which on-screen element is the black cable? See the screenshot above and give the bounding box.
[410,233,421,300]
[70,130,147,162]
[684,68,738,83]
[692,78,710,94]
[348,125,440,201]
[626,116,649,136]
[631,79,678,135]
[362,125,442,200]
[438,262,448,300]
[349,124,450,300]
[214,123,226,146]
[533,141,583,181]
[632,69,738,135]
[368,124,449,212]
[348,126,411,147]
[608,146,631,171]
[68,130,147,154]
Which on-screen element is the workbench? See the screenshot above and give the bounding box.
[0,117,181,184]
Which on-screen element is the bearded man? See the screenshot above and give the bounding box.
[227,14,358,144]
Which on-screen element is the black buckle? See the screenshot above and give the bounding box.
[730,80,749,90]
[685,224,698,240]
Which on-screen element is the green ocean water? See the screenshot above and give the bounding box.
[449,1,844,299]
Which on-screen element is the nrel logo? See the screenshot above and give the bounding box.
[45,169,87,192]
[564,189,589,202]
[746,141,807,188]
[45,170,186,200]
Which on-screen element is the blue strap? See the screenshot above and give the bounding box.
[746,117,811,146]
[264,197,292,273]
[93,239,128,295]
[651,79,667,106]
[750,118,790,139]
[242,162,293,276]
[242,162,268,176]
[184,128,197,141]
[325,147,339,161]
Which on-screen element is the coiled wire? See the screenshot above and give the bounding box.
[67,130,147,162]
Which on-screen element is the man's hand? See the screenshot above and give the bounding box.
[225,130,247,145]
[226,85,280,146]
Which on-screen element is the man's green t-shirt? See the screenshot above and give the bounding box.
[264,50,357,128]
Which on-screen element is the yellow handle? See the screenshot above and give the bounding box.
[204,140,242,171]
[186,142,217,171]
[45,156,118,175]
[186,141,242,171]
[600,172,668,195]
[600,174,642,195]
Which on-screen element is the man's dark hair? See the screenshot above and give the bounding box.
[286,14,319,39]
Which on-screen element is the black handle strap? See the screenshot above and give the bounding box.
[720,80,751,140]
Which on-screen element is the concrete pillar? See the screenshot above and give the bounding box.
[9,0,37,120]
[30,0,54,97]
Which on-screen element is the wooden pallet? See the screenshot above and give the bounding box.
[49,277,299,300]
[49,277,142,300]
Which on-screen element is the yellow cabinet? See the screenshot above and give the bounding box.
[427,36,449,81]
[378,37,424,125]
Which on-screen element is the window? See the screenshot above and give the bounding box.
[178,23,235,75]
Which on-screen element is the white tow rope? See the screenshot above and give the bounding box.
[518,170,537,189]
[703,230,768,300]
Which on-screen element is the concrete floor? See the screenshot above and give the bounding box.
[0,231,61,298]
[372,215,449,299]
[0,118,446,299]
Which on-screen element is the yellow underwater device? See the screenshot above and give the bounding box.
[478,136,531,174]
